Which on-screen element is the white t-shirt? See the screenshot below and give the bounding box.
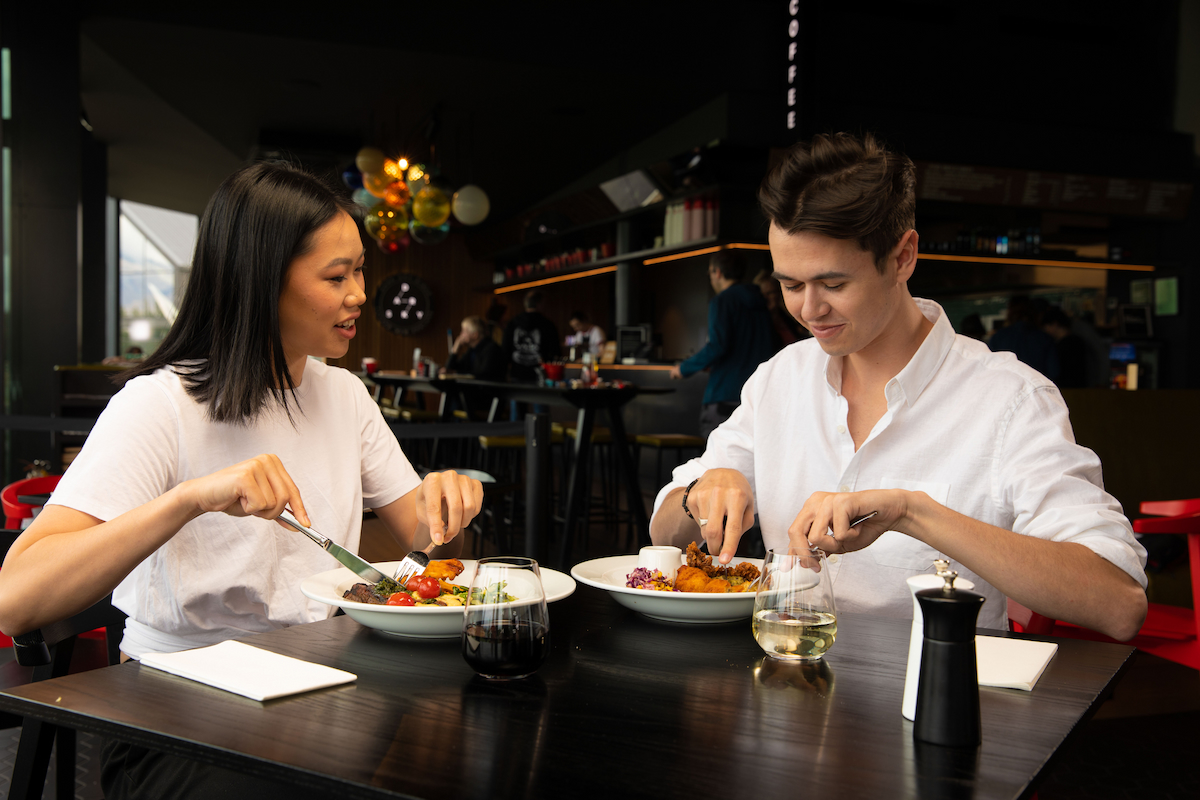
[570,325,606,357]
[652,299,1147,631]
[50,360,420,658]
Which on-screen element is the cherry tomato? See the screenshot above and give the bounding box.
[415,576,441,599]
[386,593,416,606]
[405,576,423,592]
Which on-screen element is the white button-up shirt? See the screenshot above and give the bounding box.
[652,299,1147,630]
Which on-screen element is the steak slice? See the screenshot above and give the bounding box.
[343,583,390,605]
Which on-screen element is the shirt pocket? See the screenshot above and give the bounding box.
[868,478,951,571]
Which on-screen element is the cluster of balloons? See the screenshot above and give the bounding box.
[344,147,491,252]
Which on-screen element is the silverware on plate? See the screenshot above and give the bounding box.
[393,542,438,585]
[277,510,388,584]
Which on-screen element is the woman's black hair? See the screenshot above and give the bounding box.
[125,161,358,425]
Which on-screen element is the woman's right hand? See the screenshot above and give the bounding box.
[185,454,310,527]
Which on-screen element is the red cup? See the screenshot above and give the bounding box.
[543,363,564,381]
[362,357,378,375]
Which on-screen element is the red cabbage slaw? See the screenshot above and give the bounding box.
[625,567,678,592]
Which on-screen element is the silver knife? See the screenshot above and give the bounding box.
[277,510,388,584]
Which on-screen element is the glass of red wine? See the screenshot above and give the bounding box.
[461,557,549,680]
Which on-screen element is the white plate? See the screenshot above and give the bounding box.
[570,555,763,624]
[301,560,577,639]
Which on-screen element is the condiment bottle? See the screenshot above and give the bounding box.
[902,560,974,721]
[913,567,985,748]
[580,352,595,385]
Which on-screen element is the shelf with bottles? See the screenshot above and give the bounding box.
[916,211,1157,273]
[488,186,735,292]
[489,235,725,294]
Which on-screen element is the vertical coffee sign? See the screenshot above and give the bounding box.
[785,0,801,132]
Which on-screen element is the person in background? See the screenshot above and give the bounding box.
[444,315,506,382]
[669,250,776,439]
[485,299,507,345]
[567,310,606,358]
[753,267,807,348]
[958,313,987,341]
[1041,306,1089,389]
[502,290,561,382]
[650,132,1145,642]
[988,294,1060,381]
[0,161,482,799]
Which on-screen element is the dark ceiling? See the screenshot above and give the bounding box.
[80,6,774,224]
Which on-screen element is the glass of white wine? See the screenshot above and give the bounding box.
[752,549,838,661]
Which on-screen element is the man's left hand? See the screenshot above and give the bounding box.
[668,365,683,380]
[788,489,911,555]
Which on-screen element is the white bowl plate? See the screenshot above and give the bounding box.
[301,560,577,639]
[570,555,764,624]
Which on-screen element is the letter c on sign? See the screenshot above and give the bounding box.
[789,0,799,13]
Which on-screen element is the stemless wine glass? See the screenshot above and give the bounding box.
[461,557,550,680]
[752,549,838,661]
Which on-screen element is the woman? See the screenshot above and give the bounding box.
[0,161,481,654]
[0,162,483,797]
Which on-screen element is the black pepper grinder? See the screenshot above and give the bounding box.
[913,567,985,748]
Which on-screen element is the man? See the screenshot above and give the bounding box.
[988,295,1060,381]
[1040,306,1089,389]
[567,310,606,358]
[669,250,776,438]
[443,315,506,382]
[502,290,561,382]
[650,132,1146,640]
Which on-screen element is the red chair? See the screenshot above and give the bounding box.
[2,476,111,649]
[2,475,63,530]
[1010,498,1200,670]
[2,476,64,649]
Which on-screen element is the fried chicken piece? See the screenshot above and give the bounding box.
[703,578,732,593]
[422,558,465,580]
[686,541,760,580]
[730,562,760,582]
[685,541,728,577]
[673,565,712,593]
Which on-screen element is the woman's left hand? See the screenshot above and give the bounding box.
[414,470,484,545]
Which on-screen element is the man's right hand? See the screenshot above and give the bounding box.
[679,468,756,564]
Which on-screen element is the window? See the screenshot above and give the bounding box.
[118,201,198,357]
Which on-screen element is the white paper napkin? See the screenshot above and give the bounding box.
[975,635,1058,691]
[140,640,357,701]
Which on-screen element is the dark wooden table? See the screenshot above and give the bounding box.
[369,373,672,565]
[0,587,1134,800]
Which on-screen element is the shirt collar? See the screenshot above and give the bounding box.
[820,297,953,405]
[891,298,954,406]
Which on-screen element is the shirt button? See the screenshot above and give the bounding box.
[836,425,846,434]
[839,485,850,492]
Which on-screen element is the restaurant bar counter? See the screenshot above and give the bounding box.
[0,585,1134,799]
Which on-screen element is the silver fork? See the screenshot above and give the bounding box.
[393,542,437,585]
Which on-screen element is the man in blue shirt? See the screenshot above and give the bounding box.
[670,250,776,438]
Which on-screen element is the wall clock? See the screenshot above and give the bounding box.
[375,274,434,336]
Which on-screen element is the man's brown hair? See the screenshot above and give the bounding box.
[758,132,915,273]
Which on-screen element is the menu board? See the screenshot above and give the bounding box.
[915,162,1192,219]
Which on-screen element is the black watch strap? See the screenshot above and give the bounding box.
[681,479,700,521]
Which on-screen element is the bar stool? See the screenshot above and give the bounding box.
[476,430,564,550]
[633,433,706,487]
[554,423,625,543]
